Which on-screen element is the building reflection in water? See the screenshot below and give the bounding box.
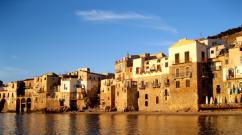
[0,113,242,134]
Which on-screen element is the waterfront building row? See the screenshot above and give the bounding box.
[100,36,242,112]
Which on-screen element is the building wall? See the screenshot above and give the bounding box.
[100,79,115,111]
[136,74,169,111]
[115,80,138,111]
[168,62,199,112]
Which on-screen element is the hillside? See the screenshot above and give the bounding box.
[208,25,242,44]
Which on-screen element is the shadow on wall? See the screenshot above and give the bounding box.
[0,99,7,112]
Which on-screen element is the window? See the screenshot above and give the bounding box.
[211,50,214,54]
[145,101,148,106]
[175,53,180,64]
[136,67,140,74]
[157,59,161,63]
[175,68,180,77]
[164,89,169,101]
[156,96,159,104]
[186,80,190,87]
[228,68,234,79]
[154,79,159,84]
[117,92,119,96]
[157,65,161,71]
[176,81,180,88]
[216,85,221,94]
[145,94,148,99]
[186,67,191,77]
[201,51,205,61]
[164,89,169,96]
[185,51,190,62]
[146,61,149,65]
[165,62,168,67]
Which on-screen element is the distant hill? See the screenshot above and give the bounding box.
[208,25,242,44]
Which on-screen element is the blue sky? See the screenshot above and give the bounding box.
[0,0,242,83]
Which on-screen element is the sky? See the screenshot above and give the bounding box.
[0,0,242,83]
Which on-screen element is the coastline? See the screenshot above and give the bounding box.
[4,110,242,116]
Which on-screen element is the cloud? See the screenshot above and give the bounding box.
[75,10,154,21]
[138,24,178,34]
[75,9,178,34]
[151,25,178,34]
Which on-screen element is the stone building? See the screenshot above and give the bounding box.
[0,82,17,112]
[100,79,116,111]
[114,55,140,111]
[207,43,228,104]
[34,72,60,97]
[132,53,170,111]
[115,79,138,111]
[219,36,242,104]
[66,67,114,108]
[168,39,210,112]
[55,75,86,111]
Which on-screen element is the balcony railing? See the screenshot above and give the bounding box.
[152,82,161,88]
[173,71,192,79]
[138,84,146,90]
[227,75,235,80]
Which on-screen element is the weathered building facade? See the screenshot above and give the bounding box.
[100,79,116,111]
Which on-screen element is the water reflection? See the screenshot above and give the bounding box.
[0,113,242,135]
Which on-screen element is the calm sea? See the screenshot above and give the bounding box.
[0,113,242,135]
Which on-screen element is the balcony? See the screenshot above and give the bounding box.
[138,84,146,90]
[152,82,161,88]
[173,71,192,79]
[227,75,235,80]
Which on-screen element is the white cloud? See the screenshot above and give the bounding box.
[75,9,178,34]
[75,10,154,21]
[151,25,178,34]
